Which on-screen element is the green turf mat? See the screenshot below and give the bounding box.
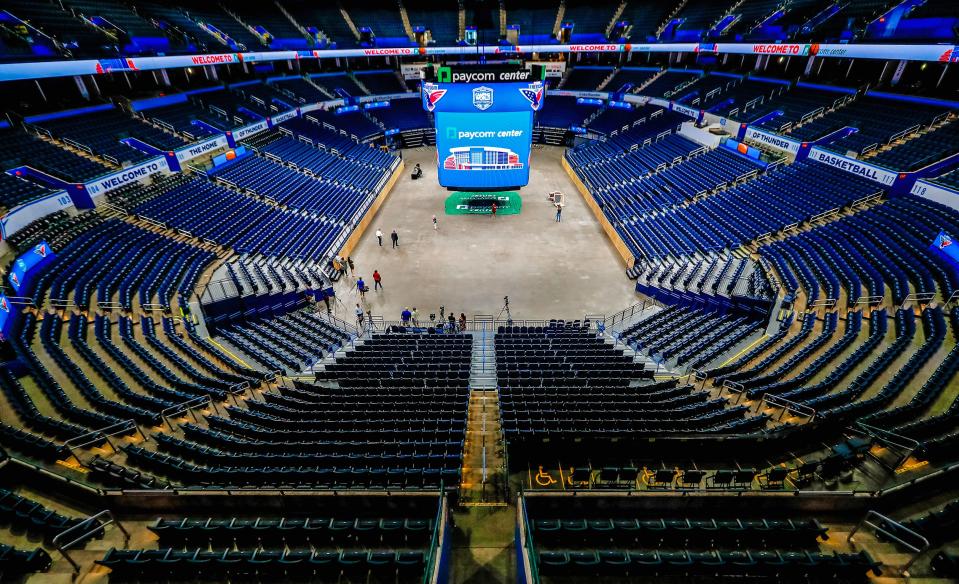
[444,191,522,215]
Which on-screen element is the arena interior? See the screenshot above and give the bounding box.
[1,1,959,582]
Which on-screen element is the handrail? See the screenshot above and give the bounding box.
[689,368,708,387]
[902,291,936,308]
[854,295,884,306]
[161,395,215,431]
[809,298,837,309]
[5,295,36,307]
[100,202,129,216]
[423,486,447,584]
[854,422,919,470]
[852,191,884,208]
[64,420,144,465]
[760,393,816,422]
[53,509,129,573]
[230,380,250,397]
[721,380,746,404]
[848,510,927,576]
[809,207,839,223]
[517,494,539,584]
[7,456,103,495]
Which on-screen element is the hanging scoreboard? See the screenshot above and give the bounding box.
[423,65,545,191]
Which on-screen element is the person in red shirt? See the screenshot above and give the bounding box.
[491,202,497,217]
[372,270,383,291]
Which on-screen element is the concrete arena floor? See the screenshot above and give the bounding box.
[331,146,639,322]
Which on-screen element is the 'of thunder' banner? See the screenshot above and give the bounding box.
[424,81,544,190]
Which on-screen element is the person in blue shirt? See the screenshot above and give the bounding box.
[401,307,412,325]
[356,277,366,298]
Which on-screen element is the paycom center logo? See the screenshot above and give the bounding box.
[472,86,493,111]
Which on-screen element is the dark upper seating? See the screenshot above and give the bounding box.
[33,108,189,165]
[1,127,113,182]
[562,68,615,91]
[868,118,959,171]
[356,71,407,94]
[404,0,460,44]
[787,95,952,156]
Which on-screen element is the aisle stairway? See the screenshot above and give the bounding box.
[459,329,507,505]
[469,329,497,390]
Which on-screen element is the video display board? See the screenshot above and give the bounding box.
[423,80,544,190]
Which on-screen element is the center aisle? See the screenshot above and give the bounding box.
[452,327,515,582]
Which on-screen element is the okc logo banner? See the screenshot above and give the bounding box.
[423,83,447,112]
[939,46,959,63]
[472,86,493,110]
[519,82,544,111]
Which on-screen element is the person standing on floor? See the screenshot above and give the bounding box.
[411,307,419,326]
[355,304,364,326]
[491,202,497,218]
[372,270,382,291]
[401,307,412,326]
[391,229,399,248]
[347,257,355,276]
[447,312,456,332]
[376,228,383,246]
[459,312,467,331]
[332,257,342,274]
[555,204,563,223]
[432,214,438,230]
[356,276,366,298]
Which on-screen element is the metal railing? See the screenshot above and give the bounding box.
[759,394,816,422]
[852,191,884,209]
[53,510,129,573]
[854,422,920,471]
[4,295,36,308]
[809,298,838,310]
[161,395,215,431]
[63,420,145,466]
[809,207,840,224]
[517,494,539,584]
[229,380,251,399]
[605,299,665,336]
[848,510,928,576]
[316,309,362,339]
[423,487,448,584]
[369,316,600,334]
[854,294,884,306]
[902,291,936,308]
[720,380,747,404]
[688,368,709,388]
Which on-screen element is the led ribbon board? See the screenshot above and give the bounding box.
[1,43,957,82]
